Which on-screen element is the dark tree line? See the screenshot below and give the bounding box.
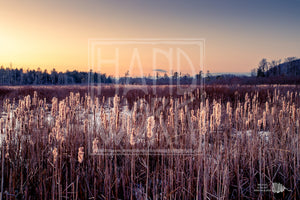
[0,67,113,85]
[0,67,204,86]
[1,63,300,86]
[117,71,203,85]
[254,57,300,77]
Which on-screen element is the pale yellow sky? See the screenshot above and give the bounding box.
[1,0,300,76]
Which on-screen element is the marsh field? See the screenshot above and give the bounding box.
[0,85,299,199]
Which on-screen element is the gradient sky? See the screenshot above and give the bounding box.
[1,0,300,76]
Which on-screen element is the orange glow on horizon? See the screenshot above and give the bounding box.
[1,1,299,75]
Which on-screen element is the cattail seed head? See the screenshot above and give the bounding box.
[210,114,214,131]
[159,112,164,127]
[78,147,84,163]
[51,97,58,117]
[113,95,119,114]
[84,119,88,134]
[92,138,99,153]
[213,103,221,127]
[257,119,262,130]
[279,110,284,120]
[147,116,155,138]
[226,102,231,115]
[180,108,185,123]
[265,101,269,114]
[25,95,31,110]
[199,109,206,134]
[282,100,286,112]
[53,147,58,163]
[130,128,135,145]
[263,111,267,130]
[291,104,296,121]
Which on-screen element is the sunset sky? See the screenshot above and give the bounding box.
[1,0,300,76]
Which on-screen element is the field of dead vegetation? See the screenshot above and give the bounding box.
[0,85,299,199]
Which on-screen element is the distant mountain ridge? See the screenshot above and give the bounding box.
[267,59,300,77]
